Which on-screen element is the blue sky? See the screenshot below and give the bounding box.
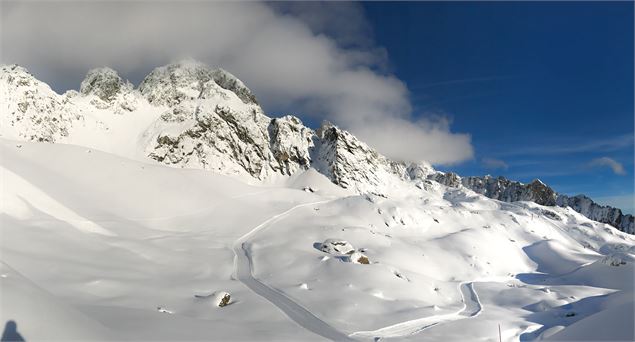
[363,1,634,213]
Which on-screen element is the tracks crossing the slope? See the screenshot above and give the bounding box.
[231,198,491,341]
[349,281,484,340]
[231,200,355,341]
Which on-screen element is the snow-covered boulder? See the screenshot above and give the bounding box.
[320,239,355,255]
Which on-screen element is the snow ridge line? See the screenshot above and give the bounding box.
[231,199,355,341]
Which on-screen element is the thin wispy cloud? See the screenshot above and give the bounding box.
[412,75,515,89]
[494,134,634,157]
[588,157,627,175]
[481,157,509,170]
[505,169,586,180]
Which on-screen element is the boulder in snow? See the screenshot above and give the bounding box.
[195,291,231,307]
[212,291,231,307]
[348,251,370,264]
[320,239,355,255]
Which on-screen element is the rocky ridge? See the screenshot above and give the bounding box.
[432,173,634,234]
[0,61,632,234]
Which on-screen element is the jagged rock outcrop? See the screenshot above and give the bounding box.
[138,60,257,106]
[140,61,311,179]
[268,115,314,175]
[312,121,403,194]
[431,172,633,234]
[0,64,82,142]
[431,172,462,188]
[80,67,138,113]
[459,175,557,206]
[212,68,258,105]
[80,67,125,102]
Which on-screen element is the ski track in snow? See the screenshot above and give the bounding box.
[232,200,355,341]
[230,197,501,342]
[350,280,499,340]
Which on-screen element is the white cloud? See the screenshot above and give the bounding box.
[589,157,626,175]
[481,157,509,170]
[0,1,473,164]
[497,134,634,157]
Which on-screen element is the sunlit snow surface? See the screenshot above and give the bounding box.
[1,140,633,341]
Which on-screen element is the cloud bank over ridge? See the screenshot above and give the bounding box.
[1,1,473,164]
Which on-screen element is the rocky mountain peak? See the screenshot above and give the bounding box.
[1,64,37,87]
[212,68,258,105]
[138,60,258,107]
[80,67,127,102]
[312,121,398,194]
[1,64,81,143]
[138,60,215,106]
[525,179,557,206]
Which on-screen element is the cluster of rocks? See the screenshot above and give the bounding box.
[319,239,370,264]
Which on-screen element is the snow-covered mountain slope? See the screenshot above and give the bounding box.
[1,61,630,234]
[433,173,634,234]
[1,140,633,341]
[1,61,633,342]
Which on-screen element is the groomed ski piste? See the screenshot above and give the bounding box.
[2,139,633,341]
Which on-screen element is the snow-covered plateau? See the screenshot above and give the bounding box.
[1,61,633,341]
